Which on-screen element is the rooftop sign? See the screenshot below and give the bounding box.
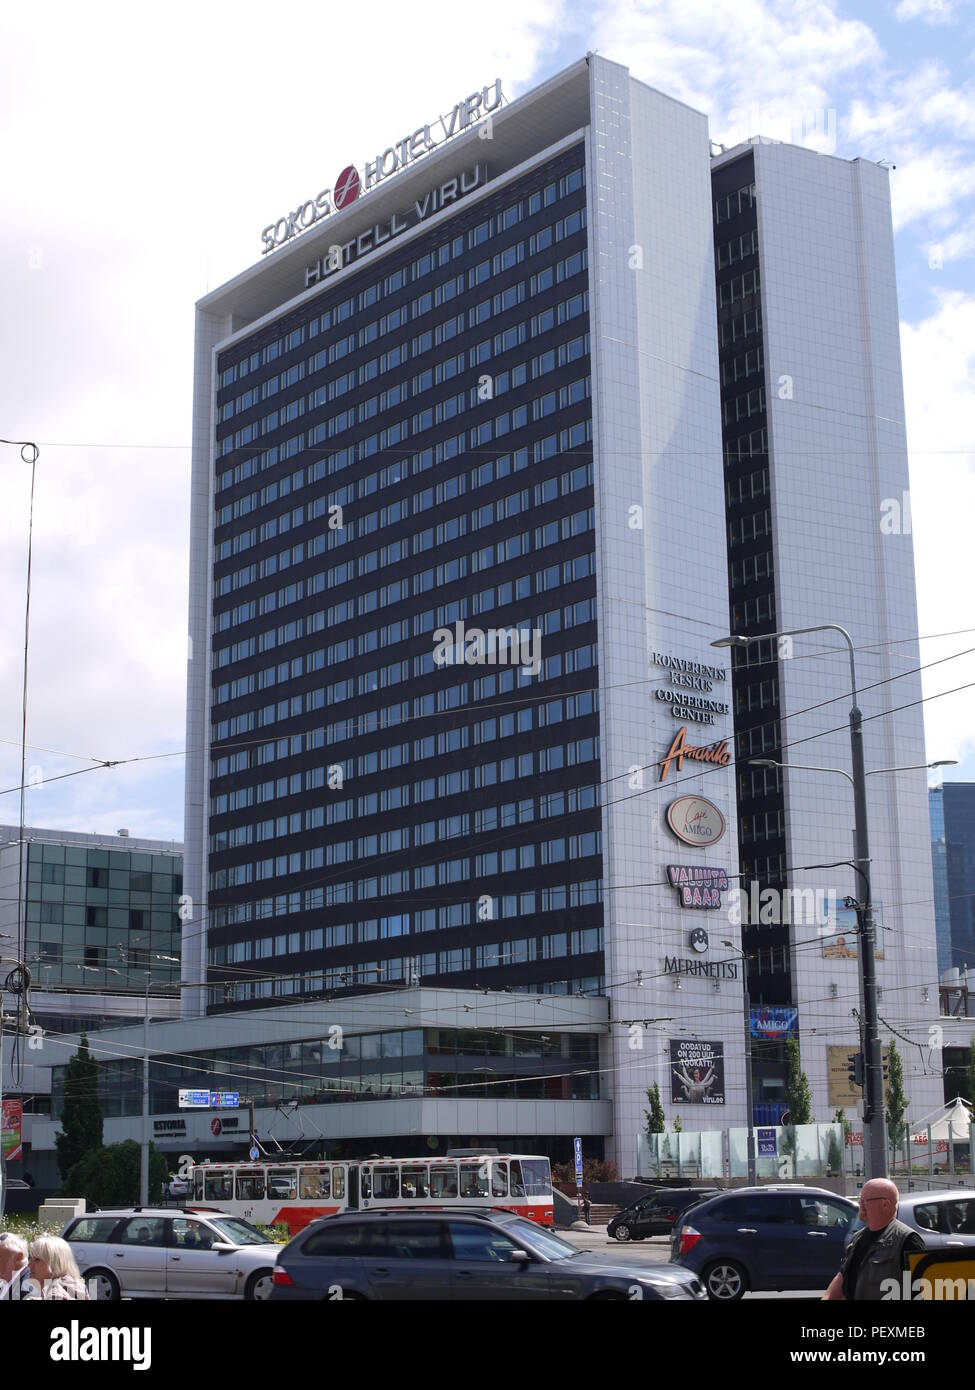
[261,80,503,255]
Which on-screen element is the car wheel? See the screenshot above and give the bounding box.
[83,1268,120,1302]
[245,1268,275,1301]
[614,1223,632,1242]
[704,1261,747,1302]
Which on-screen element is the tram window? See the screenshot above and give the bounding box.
[401,1165,429,1199]
[430,1164,458,1199]
[373,1165,400,1199]
[332,1166,346,1199]
[460,1162,489,1198]
[511,1159,548,1196]
[205,1169,233,1201]
[361,1168,372,1199]
[300,1166,331,1199]
[236,1169,266,1200]
[491,1161,508,1197]
[268,1167,297,1200]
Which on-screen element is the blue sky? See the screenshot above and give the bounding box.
[0,0,972,842]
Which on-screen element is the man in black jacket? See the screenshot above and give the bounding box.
[823,1178,924,1300]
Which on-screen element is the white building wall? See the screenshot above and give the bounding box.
[751,141,943,1123]
[588,59,742,1174]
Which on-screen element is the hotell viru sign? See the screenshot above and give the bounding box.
[261,80,504,254]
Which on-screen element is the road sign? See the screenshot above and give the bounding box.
[178,1089,241,1110]
[249,1145,260,1161]
[178,1090,212,1109]
[757,1127,777,1156]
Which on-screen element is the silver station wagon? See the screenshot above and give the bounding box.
[62,1208,280,1300]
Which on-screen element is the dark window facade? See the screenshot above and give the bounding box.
[206,146,602,1010]
[713,152,791,1120]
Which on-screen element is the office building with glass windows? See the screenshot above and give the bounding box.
[930,783,975,977]
[179,54,943,1172]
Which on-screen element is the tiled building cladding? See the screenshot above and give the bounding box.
[206,146,606,1010]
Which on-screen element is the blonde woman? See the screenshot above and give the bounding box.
[25,1235,89,1300]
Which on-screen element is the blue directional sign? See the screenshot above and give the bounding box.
[178,1089,240,1110]
[757,1127,777,1156]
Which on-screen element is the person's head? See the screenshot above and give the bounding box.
[858,1178,899,1231]
[0,1233,28,1283]
[28,1235,81,1285]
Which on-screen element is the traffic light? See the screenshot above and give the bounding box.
[847,1052,864,1089]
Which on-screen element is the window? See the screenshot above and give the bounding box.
[367,1222,445,1259]
[373,1166,400,1199]
[447,1224,521,1262]
[299,1166,331,1200]
[204,1170,233,1202]
[117,1217,169,1247]
[400,1166,430,1199]
[66,1217,120,1243]
[302,1223,370,1256]
[459,1162,489,1198]
[429,1164,458,1199]
[170,1218,217,1251]
[235,1170,266,1200]
[268,1168,298,1200]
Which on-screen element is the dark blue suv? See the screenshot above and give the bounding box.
[671,1185,859,1300]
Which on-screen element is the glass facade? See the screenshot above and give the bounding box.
[51,1027,601,1118]
[206,145,603,1010]
[24,840,182,992]
[930,783,975,976]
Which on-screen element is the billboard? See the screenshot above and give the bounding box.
[827,1044,890,1108]
[2,1099,23,1162]
[749,1006,799,1041]
[821,904,884,961]
[670,1039,725,1105]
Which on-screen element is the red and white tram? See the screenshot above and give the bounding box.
[189,1154,553,1234]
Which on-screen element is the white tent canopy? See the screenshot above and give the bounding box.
[910,1097,973,1147]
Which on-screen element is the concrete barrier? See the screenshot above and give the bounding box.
[38,1198,85,1231]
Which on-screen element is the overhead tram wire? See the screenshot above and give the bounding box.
[1,621,972,796]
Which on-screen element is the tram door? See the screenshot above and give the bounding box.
[347,1165,359,1211]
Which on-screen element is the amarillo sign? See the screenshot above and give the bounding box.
[658,726,731,782]
[666,795,726,847]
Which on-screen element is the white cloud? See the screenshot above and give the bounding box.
[895,0,959,24]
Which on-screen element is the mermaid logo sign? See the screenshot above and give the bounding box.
[666,795,726,847]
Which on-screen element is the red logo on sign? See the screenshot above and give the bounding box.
[334,165,360,210]
[211,1117,222,1136]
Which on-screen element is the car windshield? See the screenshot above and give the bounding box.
[208,1217,273,1246]
[498,1217,580,1260]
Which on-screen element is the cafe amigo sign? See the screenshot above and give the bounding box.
[261,80,504,254]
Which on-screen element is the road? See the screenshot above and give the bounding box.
[559,1226,827,1298]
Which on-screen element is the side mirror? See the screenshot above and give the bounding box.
[508,1249,533,1264]
[210,1241,236,1253]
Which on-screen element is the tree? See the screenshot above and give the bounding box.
[644,1082,666,1135]
[886,1039,909,1160]
[63,1140,167,1206]
[673,1114,683,1133]
[54,1034,103,1181]
[785,1036,812,1125]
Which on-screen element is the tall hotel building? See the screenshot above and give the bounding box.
[179,55,943,1171]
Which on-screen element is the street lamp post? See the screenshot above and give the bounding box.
[713,622,898,1181]
[722,940,756,1183]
